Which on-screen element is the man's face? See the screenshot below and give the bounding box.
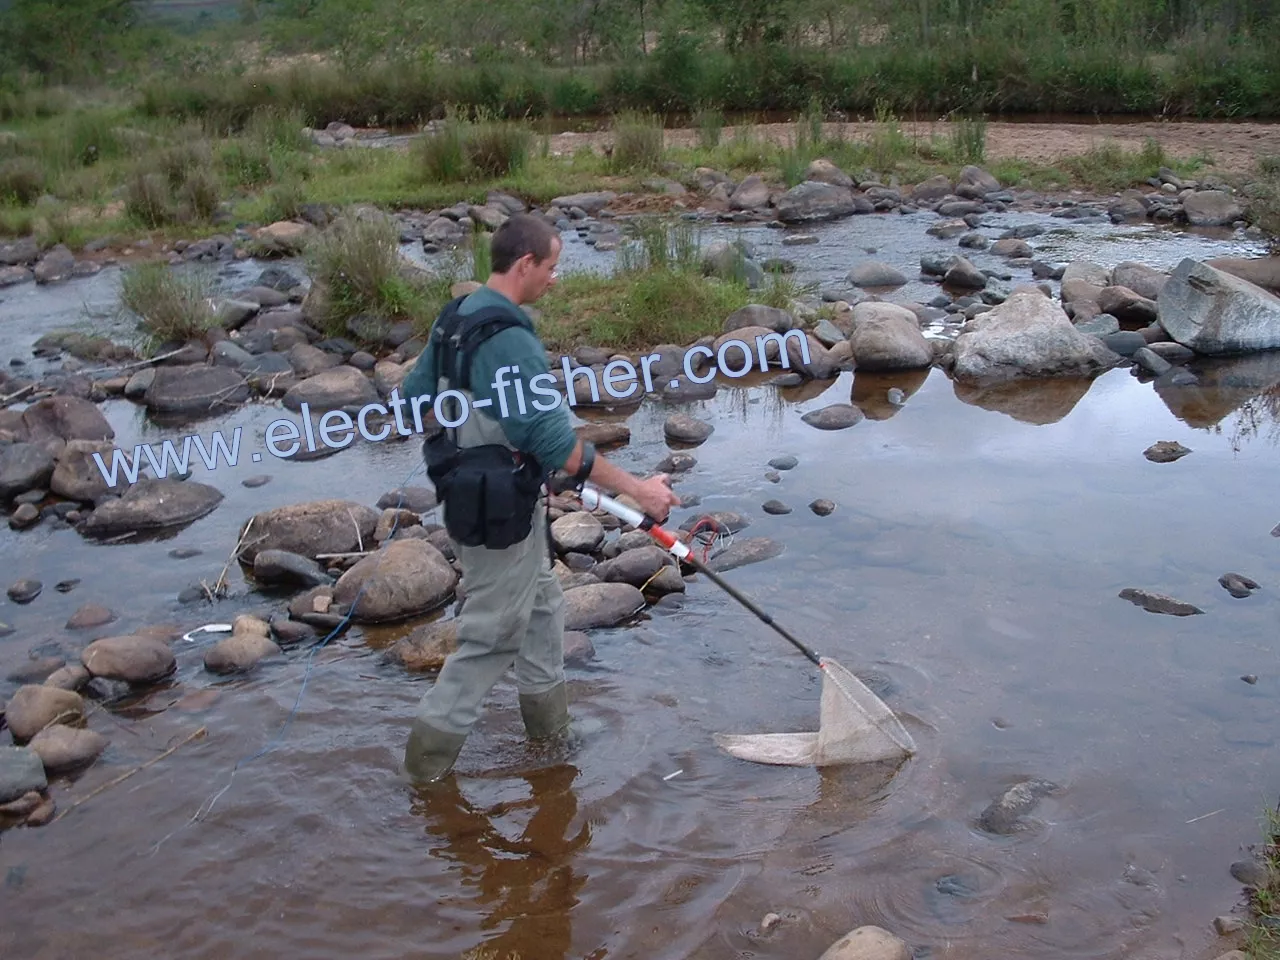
[518,238,561,303]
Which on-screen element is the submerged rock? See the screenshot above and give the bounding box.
[1143,440,1191,463]
[977,778,1060,834]
[1119,588,1203,616]
[1219,573,1260,598]
[203,615,283,674]
[28,724,108,775]
[387,620,457,672]
[81,635,176,684]
[801,403,864,430]
[703,537,784,572]
[817,925,912,960]
[0,747,47,804]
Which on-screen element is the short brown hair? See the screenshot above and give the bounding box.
[489,214,560,274]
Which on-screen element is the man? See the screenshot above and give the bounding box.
[399,213,681,786]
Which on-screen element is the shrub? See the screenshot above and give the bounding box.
[609,110,664,173]
[119,261,218,344]
[464,116,534,179]
[0,157,45,204]
[123,171,174,227]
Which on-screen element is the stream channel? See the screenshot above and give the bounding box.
[0,200,1277,960]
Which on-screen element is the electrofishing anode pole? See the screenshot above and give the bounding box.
[577,482,824,669]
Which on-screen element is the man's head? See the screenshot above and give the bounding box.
[487,213,561,305]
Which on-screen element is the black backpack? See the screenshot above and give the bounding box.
[420,295,549,551]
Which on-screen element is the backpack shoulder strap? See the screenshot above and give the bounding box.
[447,305,528,392]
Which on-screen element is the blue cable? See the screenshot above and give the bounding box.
[149,455,430,848]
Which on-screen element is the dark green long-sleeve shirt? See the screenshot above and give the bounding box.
[399,287,580,471]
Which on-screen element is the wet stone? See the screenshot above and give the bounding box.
[655,453,697,474]
[762,500,791,515]
[0,747,47,804]
[810,499,836,516]
[7,579,41,604]
[1219,573,1260,598]
[9,503,39,529]
[977,778,1060,835]
[664,414,714,445]
[242,474,272,488]
[768,455,798,470]
[169,547,202,559]
[54,579,79,593]
[1119,588,1203,616]
[765,471,780,483]
[66,604,115,630]
[801,404,865,430]
[1144,441,1191,463]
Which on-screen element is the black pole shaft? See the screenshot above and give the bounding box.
[683,552,823,667]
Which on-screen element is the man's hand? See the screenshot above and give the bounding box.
[634,473,681,523]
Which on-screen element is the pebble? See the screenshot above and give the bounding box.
[8,504,39,529]
[809,499,836,516]
[1214,915,1245,935]
[169,548,203,559]
[1219,572,1259,598]
[242,475,272,488]
[7,579,41,604]
[762,500,791,515]
[1144,440,1191,463]
[760,912,781,932]
[768,455,798,470]
[55,579,80,593]
[764,470,780,483]
[1242,675,1258,685]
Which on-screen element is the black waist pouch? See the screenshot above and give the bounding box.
[424,432,543,549]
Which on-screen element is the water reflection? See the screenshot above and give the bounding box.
[951,374,1096,425]
[408,763,588,960]
[851,369,930,420]
[1155,349,1280,436]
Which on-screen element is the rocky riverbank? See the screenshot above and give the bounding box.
[2,155,1280,959]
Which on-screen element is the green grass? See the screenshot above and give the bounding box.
[1244,801,1280,959]
[118,260,219,350]
[533,217,815,354]
[303,209,456,341]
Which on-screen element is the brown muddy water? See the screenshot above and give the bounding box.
[1,213,1279,960]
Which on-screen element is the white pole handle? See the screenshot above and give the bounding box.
[580,483,691,560]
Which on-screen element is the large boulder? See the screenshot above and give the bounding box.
[143,364,250,417]
[1182,189,1243,226]
[236,499,380,564]
[775,181,862,223]
[78,478,224,537]
[1158,258,1280,355]
[951,289,1124,382]
[49,439,118,502]
[332,538,459,623]
[1205,256,1280,295]
[847,303,933,370]
[21,396,113,458]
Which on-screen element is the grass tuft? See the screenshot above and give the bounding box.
[119,261,218,347]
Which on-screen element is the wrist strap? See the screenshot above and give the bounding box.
[570,441,596,489]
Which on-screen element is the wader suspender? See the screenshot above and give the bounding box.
[430,297,555,566]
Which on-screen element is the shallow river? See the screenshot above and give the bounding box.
[1,206,1279,960]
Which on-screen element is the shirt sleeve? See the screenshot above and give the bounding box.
[469,326,579,471]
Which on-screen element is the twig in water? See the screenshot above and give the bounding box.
[347,508,365,553]
[0,383,36,406]
[315,550,376,560]
[214,519,254,598]
[50,726,207,824]
[1186,808,1225,824]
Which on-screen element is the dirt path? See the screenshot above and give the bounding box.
[549,119,1280,175]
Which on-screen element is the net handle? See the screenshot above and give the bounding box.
[580,483,824,667]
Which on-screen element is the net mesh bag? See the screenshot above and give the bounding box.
[713,657,916,767]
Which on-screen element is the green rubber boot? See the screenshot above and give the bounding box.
[519,682,572,740]
[403,718,468,785]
